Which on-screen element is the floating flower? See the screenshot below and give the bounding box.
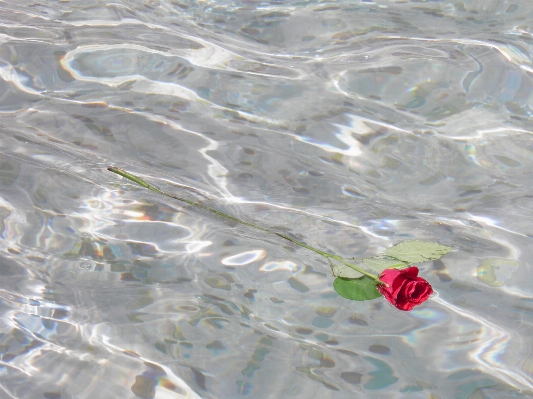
[377,267,433,311]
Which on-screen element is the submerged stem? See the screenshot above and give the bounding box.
[107,166,380,282]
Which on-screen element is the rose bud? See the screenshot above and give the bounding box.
[377,266,433,311]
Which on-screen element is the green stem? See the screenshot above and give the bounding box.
[107,166,380,282]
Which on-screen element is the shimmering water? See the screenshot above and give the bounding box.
[1,1,533,398]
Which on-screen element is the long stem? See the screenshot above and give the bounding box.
[107,166,380,282]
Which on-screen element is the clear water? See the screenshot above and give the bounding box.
[0,1,532,398]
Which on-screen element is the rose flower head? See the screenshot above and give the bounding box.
[377,266,433,311]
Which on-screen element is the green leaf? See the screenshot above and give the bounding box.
[477,258,519,287]
[363,257,407,273]
[333,277,382,301]
[384,240,452,263]
[330,259,364,279]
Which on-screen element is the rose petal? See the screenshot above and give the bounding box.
[377,266,433,311]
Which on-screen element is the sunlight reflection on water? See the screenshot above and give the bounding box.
[0,1,532,398]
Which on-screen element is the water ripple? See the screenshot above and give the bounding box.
[1,1,533,397]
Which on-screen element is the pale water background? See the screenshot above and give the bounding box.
[0,1,533,398]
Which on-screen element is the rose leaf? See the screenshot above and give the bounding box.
[333,277,382,301]
[384,240,452,263]
[477,258,519,287]
[363,257,407,273]
[330,259,364,279]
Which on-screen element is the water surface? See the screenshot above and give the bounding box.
[1,1,533,398]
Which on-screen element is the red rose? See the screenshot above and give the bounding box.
[377,266,433,311]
